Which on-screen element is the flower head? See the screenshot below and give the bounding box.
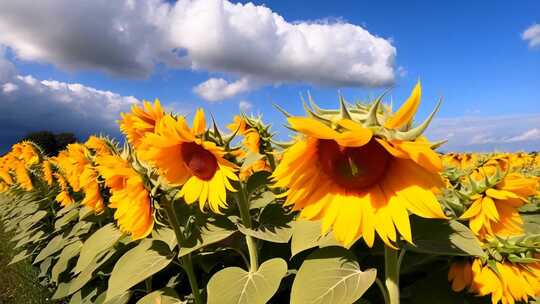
[138,109,238,213]
[54,172,74,207]
[273,82,447,247]
[449,258,540,304]
[96,154,153,240]
[459,161,538,239]
[14,161,33,191]
[120,99,164,148]
[42,160,53,186]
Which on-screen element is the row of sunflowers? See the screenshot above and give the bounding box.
[0,82,539,304]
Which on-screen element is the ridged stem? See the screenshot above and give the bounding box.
[163,198,202,304]
[384,246,400,304]
[235,184,259,272]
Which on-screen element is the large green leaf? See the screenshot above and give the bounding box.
[14,230,45,249]
[406,216,484,257]
[290,247,376,304]
[55,208,79,230]
[152,227,178,250]
[74,223,123,274]
[246,171,271,194]
[136,288,184,304]
[291,220,323,257]
[290,220,341,257]
[238,204,294,243]
[249,191,275,210]
[106,240,174,302]
[9,249,30,265]
[19,210,47,229]
[52,249,117,299]
[52,240,83,283]
[34,234,72,264]
[178,222,236,257]
[207,258,287,304]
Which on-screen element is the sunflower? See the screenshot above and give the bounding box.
[55,143,106,213]
[96,154,153,240]
[459,165,538,239]
[85,135,112,155]
[0,166,13,186]
[227,115,261,154]
[42,160,53,186]
[54,173,74,207]
[138,109,238,213]
[14,161,33,191]
[12,141,40,165]
[448,258,540,304]
[272,82,447,247]
[79,165,105,213]
[55,144,88,192]
[119,99,164,148]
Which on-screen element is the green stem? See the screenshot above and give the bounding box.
[235,184,259,272]
[375,277,390,304]
[163,198,202,304]
[266,152,277,171]
[384,246,400,304]
[181,254,201,304]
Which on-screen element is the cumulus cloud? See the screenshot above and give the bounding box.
[0,56,138,150]
[426,114,540,152]
[193,77,256,101]
[0,0,396,100]
[522,23,540,48]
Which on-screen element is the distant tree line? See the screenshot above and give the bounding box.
[21,131,77,156]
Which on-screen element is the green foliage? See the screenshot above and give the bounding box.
[290,247,377,304]
[207,258,287,304]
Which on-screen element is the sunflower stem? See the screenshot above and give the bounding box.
[384,246,400,304]
[163,198,203,304]
[235,184,259,272]
[375,277,390,304]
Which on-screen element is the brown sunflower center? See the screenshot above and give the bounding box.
[316,138,391,190]
[181,142,218,181]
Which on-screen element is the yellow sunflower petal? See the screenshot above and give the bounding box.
[192,108,206,136]
[384,81,421,129]
[288,117,338,139]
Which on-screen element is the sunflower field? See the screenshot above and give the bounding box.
[0,83,539,304]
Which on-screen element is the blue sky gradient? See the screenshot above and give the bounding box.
[0,0,539,152]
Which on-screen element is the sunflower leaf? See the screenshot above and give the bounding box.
[105,240,174,302]
[406,216,484,257]
[136,288,184,304]
[206,258,287,304]
[290,247,376,304]
[74,223,123,274]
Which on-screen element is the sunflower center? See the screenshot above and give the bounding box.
[181,142,218,181]
[316,138,391,190]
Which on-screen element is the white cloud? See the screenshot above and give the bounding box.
[506,128,540,142]
[239,100,252,112]
[522,23,540,48]
[193,77,256,101]
[0,55,138,148]
[0,0,396,100]
[426,114,540,152]
[2,82,17,94]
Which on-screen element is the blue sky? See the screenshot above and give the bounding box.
[0,0,539,152]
